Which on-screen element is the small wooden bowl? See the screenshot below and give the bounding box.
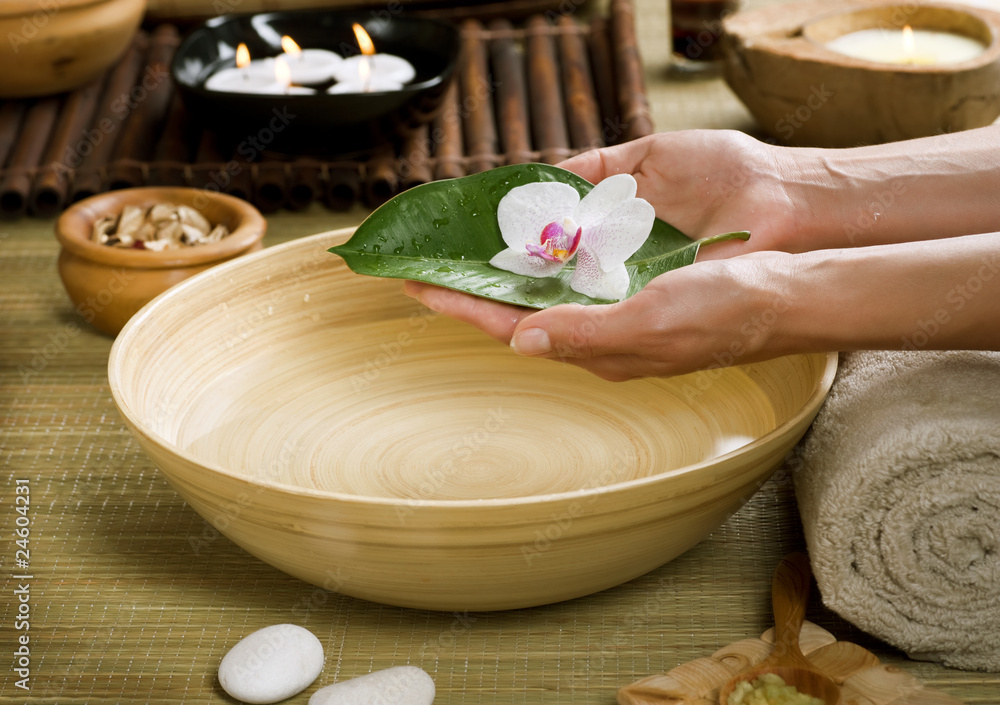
[0,0,146,98]
[55,187,266,337]
[108,228,838,611]
[721,0,1000,146]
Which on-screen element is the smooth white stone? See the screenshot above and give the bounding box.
[308,665,435,705]
[218,624,324,704]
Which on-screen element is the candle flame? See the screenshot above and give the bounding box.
[281,35,302,57]
[902,25,915,59]
[275,55,292,88]
[236,42,251,69]
[352,23,376,56]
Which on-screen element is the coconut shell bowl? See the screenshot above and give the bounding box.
[56,187,266,337]
[108,229,837,612]
[721,0,1000,147]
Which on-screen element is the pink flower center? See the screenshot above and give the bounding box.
[525,217,582,263]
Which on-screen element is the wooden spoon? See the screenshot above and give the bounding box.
[717,553,841,705]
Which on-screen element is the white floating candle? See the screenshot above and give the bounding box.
[826,26,986,65]
[328,76,406,94]
[273,55,316,94]
[329,23,416,91]
[205,43,281,93]
[280,35,343,85]
[332,54,416,85]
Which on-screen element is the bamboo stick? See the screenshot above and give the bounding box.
[364,146,398,207]
[431,82,465,181]
[324,162,361,212]
[253,161,288,214]
[588,16,620,145]
[557,15,603,151]
[0,96,61,220]
[70,34,148,203]
[610,0,654,141]
[106,25,179,190]
[400,125,432,192]
[29,75,106,217]
[526,16,572,164]
[287,158,322,211]
[149,92,196,187]
[488,19,534,165]
[192,128,252,203]
[0,101,27,171]
[459,19,499,174]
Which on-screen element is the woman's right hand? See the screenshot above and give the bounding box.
[557,130,803,260]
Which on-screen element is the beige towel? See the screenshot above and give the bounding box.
[793,350,1000,672]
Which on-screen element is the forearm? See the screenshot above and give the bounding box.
[776,125,1000,251]
[772,232,1000,355]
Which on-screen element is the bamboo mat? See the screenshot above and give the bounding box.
[0,0,653,220]
[3,220,999,703]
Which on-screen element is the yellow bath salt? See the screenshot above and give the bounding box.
[727,673,825,705]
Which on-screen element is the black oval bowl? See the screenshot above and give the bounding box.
[171,11,460,155]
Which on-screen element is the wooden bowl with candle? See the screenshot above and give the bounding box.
[721,0,1000,146]
[171,10,459,155]
[108,226,838,612]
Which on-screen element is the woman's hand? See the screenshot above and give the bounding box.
[403,251,794,381]
[556,130,799,259]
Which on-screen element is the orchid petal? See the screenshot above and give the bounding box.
[582,197,655,271]
[572,174,639,232]
[489,247,565,277]
[497,182,580,249]
[570,247,631,300]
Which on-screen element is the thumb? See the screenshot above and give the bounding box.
[557,139,651,184]
[510,302,630,361]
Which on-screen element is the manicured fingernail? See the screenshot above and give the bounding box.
[511,328,551,356]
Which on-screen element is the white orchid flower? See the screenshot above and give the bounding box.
[488,173,655,301]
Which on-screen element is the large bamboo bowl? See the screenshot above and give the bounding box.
[108,229,837,611]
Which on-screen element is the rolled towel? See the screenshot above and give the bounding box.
[793,350,1000,672]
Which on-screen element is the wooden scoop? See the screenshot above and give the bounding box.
[718,553,841,705]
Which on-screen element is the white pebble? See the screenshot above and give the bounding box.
[308,665,435,705]
[218,624,324,704]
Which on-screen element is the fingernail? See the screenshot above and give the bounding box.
[511,328,551,356]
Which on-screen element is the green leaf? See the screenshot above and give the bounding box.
[330,163,749,308]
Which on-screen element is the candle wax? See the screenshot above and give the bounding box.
[826,28,985,65]
[204,67,281,94]
[332,54,416,85]
[283,48,343,85]
[328,76,406,94]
